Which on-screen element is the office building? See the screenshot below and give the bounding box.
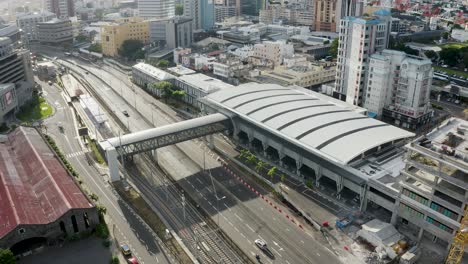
[363,50,433,131]
[334,10,391,106]
[138,0,175,19]
[101,17,150,57]
[45,0,75,19]
[149,17,193,49]
[0,38,34,123]
[0,23,21,45]
[201,0,215,30]
[215,5,236,22]
[16,12,56,42]
[0,127,99,253]
[241,0,264,16]
[314,0,338,32]
[37,19,74,44]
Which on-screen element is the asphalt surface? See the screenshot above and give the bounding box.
[39,76,173,264]
[54,57,356,264]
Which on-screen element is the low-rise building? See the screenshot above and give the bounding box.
[132,62,176,90]
[16,11,56,42]
[37,18,73,44]
[0,23,21,45]
[451,29,468,42]
[252,40,294,67]
[260,61,336,88]
[174,73,234,108]
[212,54,251,81]
[173,48,192,64]
[101,17,150,57]
[0,127,99,254]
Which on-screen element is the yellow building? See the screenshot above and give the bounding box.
[101,17,150,57]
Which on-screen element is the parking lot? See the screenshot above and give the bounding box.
[19,237,114,264]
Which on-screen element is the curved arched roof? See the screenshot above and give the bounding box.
[205,83,414,165]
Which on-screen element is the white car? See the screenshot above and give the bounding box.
[255,239,267,249]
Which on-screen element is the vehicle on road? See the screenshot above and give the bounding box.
[255,239,267,249]
[120,243,132,256]
[122,110,129,117]
[127,257,139,264]
[85,71,89,74]
[48,81,53,85]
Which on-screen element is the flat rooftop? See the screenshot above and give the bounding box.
[0,127,93,238]
[132,62,175,81]
[177,73,235,93]
[204,83,414,165]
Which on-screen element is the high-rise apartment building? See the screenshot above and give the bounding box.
[0,37,34,124]
[184,0,215,31]
[45,0,75,19]
[149,17,193,49]
[364,50,433,131]
[138,0,175,19]
[314,0,338,32]
[215,5,236,22]
[334,10,391,106]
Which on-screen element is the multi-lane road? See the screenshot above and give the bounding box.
[38,77,173,264]
[57,57,361,264]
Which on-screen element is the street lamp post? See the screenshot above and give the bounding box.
[209,169,225,226]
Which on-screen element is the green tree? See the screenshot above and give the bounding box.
[76,34,88,42]
[110,256,119,264]
[424,50,438,61]
[239,149,250,159]
[157,59,170,68]
[88,43,102,53]
[329,38,339,58]
[152,81,174,102]
[442,32,449,40]
[255,161,266,173]
[0,248,15,264]
[463,52,468,69]
[439,48,460,66]
[175,4,184,16]
[280,174,285,183]
[171,90,186,102]
[118,39,145,60]
[246,153,257,164]
[267,166,277,180]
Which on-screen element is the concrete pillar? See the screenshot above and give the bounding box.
[336,175,344,199]
[315,166,322,187]
[390,200,400,225]
[207,134,214,149]
[359,185,368,211]
[262,142,268,158]
[296,158,303,177]
[107,148,120,182]
[417,227,424,242]
[278,151,285,167]
[152,149,158,161]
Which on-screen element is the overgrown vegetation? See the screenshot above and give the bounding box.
[118,39,145,60]
[44,134,80,178]
[88,137,105,164]
[88,43,102,53]
[0,248,15,264]
[151,81,187,104]
[329,38,338,58]
[175,3,184,15]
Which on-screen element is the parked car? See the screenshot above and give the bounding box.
[127,257,139,264]
[122,110,129,117]
[120,243,131,256]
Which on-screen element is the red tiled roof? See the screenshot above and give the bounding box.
[0,127,93,238]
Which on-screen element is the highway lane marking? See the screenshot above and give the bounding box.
[234,227,239,232]
[258,235,265,241]
[271,248,282,257]
[240,233,246,238]
[316,253,320,256]
[234,213,243,222]
[228,221,234,227]
[245,224,255,233]
[196,178,203,184]
[223,203,231,211]
[285,260,291,264]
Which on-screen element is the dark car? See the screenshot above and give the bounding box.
[122,110,129,117]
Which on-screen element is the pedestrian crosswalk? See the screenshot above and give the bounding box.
[66,151,85,158]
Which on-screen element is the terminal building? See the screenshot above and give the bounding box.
[201,83,414,212]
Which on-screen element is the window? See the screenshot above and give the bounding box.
[18,228,26,234]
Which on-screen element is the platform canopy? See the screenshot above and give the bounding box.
[204,83,414,165]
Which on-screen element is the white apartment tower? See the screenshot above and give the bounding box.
[138,0,175,19]
[334,10,391,106]
[365,50,433,131]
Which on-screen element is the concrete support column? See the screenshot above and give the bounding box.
[417,227,424,242]
[278,151,285,167]
[336,175,344,199]
[107,148,120,182]
[207,134,214,149]
[262,142,268,158]
[390,200,400,225]
[359,185,368,211]
[152,149,158,162]
[315,166,322,187]
[296,158,303,177]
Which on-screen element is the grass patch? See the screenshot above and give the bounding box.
[434,66,468,78]
[88,138,105,164]
[439,43,468,49]
[17,96,53,122]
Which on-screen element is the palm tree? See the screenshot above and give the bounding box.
[267,166,277,180]
[247,153,257,164]
[255,161,266,173]
[280,173,285,183]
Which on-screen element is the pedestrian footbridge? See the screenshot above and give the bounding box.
[99,113,231,181]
